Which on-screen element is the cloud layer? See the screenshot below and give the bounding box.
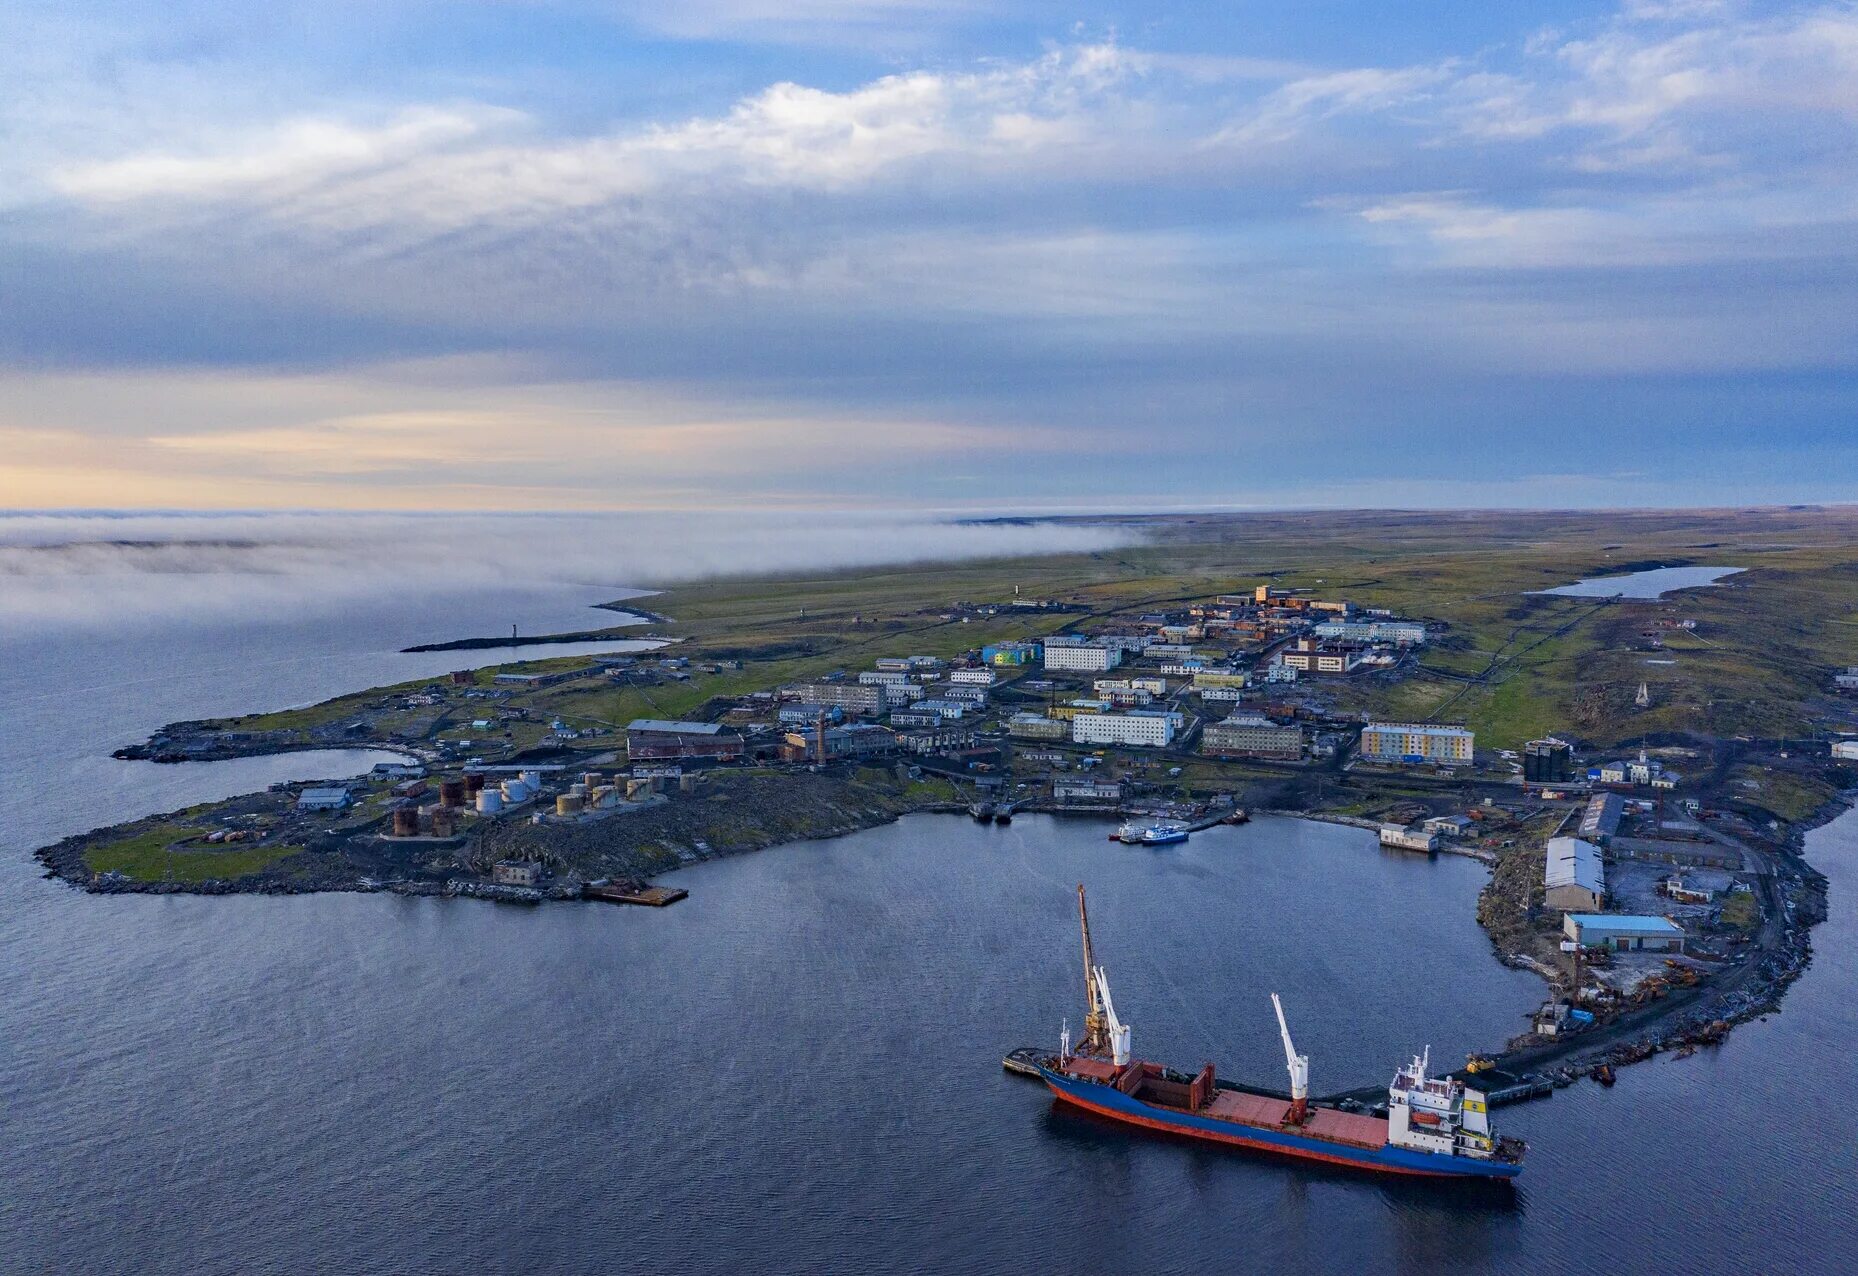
[2,1,1856,509]
[0,509,1138,631]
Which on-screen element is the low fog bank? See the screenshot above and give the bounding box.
[0,511,1138,632]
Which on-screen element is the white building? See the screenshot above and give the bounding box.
[1071,713,1176,748]
[948,667,997,686]
[1044,643,1124,673]
[1834,739,1858,760]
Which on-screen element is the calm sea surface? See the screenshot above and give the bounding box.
[3,587,1855,1275]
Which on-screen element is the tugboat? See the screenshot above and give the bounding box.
[1116,820,1189,846]
[1026,886,1525,1180]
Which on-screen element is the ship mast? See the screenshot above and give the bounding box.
[1077,884,1109,1055]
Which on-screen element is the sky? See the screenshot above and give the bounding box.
[1,0,1855,511]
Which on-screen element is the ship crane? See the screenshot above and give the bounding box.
[1094,965,1133,1066]
[1076,884,1110,1056]
[1271,993,1310,1124]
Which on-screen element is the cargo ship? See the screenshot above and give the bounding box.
[1028,886,1524,1180]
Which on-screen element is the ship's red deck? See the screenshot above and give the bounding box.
[1056,1057,1389,1150]
[1204,1091,1388,1149]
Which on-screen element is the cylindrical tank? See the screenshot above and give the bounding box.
[568,783,587,799]
[501,779,527,803]
[626,778,652,801]
[465,772,486,794]
[591,786,615,809]
[439,779,466,808]
[476,789,504,814]
[392,807,419,837]
[555,793,584,816]
[430,808,457,837]
[583,772,603,792]
[520,770,542,790]
[679,773,697,794]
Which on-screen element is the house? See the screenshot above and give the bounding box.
[492,860,542,887]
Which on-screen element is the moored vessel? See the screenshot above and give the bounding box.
[1027,886,1524,1180]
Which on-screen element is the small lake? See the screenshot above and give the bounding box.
[1534,565,1744,599]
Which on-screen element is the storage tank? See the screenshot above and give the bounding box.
[626,778,653,801]
[439,779,467,808]
[465,772,486,794]
[476,789,503,814]
[583,772,604,792]
[501,779,529,803]
[568,783,587,799]
[430,808,457,837]
[520,770,543,790]
[556,793,584,816]
[679,773,697,794]
[391,807,419,838]
[591,786,616,809]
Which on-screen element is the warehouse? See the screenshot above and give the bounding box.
[1563,913,1685,953]
[1545,836,1606,911]
[626,719,746,761]
[1580,791,1624,842]
[1071,712,1176,748]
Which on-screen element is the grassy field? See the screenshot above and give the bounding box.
[84,823,304,883]
[212,508,1858,754]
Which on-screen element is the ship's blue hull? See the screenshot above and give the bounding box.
[1039,1067,1520,1180]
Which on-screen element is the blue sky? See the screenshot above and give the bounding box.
[2,0,1855,510]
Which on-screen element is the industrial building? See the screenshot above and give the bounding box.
[1545,836,1606,911]
[1053,778,1124,805]
[1563,913,1684,953]
[1580,791,1624,842]
[296,786,352,812]
[1832,739,1858,760]
[1358,722,1475,765]
[1524,738,1575,784]
[778,724,897,764]
[1043,642,1124,673]
[626,719,747,761]
[1072,713,1176,748]
[1202,714,1303,760]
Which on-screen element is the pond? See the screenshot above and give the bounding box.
[1533,565,1743,599]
